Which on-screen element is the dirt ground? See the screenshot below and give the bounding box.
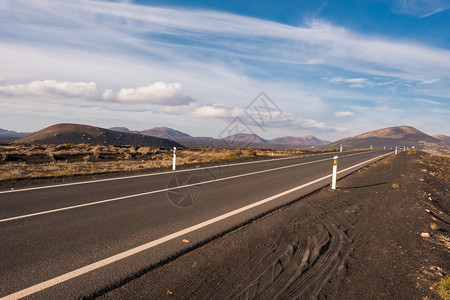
[98,151,450,299]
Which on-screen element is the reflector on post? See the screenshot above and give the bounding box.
[332,155,338,190]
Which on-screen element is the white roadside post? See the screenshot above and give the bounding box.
[395,146,398,155]
[331,155,338,190]
[172,147,176,170]
[340,144,343,152]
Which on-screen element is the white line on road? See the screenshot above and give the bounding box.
[0,152,391,300]
[0,151,385,223]
[0,156,334,223]
[0,150,374,195]
[0,153,308,194]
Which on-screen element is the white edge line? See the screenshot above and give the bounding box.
[1,152,391,300]
[0,156,334,223]
[0,150,386,223]
[0,153,305,194]
[0,150,375,195]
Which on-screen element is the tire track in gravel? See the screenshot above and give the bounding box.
[225,232,303,299]
[210,204,358,300]
[233,237,309,300]
[280,209,344,299]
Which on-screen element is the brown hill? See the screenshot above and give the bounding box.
[329,125,443,149]
[223,133,268,146]
[433,134,450,144]
[140,127,191,139]
[15,124,183,148]
[141,127,331,149]
[269,136,330,147]
[110,126,327,149]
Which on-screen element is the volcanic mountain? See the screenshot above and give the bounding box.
[140,127,191,139]
[433,134,450,144]
[329,125,443,149]
[15,124,183,148]
[269,136,330,147]
[0,129,31,143]
[130,127,330,148]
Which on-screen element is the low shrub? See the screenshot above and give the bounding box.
[436,276,450,299]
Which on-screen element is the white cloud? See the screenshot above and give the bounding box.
[414,98,444,105]
[2,0,450,83]
[106,82,194,105]
[102,89,114,100]
[190,105,242,118]
[419,78,441,85]
[0,80,96,98]
[329,77,368,88]
[349,83,365,88]
[334,111,355,117]
[392,0,450,18]
[251,112,348,133]
[329,77,367,84]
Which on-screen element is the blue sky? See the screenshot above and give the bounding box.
[0,0,449,141]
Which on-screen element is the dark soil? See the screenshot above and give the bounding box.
[99,151,450,299]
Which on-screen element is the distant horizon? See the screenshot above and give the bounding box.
[2,122,448,143]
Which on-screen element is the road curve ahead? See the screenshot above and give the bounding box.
[0,149,392,299]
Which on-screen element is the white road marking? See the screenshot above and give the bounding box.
[0,154,306,194]
[0,150,383,223]
[0,157,332,223]
[0,150,372,194]
[0,152,391,300]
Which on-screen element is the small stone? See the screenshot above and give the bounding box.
[421,232,430,238]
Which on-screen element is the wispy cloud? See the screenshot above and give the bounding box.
[2,0,449,83]
[419,78,441,85]
[393,0,450,18]
[329,77,367,84]
[414,98,444,105]
[334,111,355,117]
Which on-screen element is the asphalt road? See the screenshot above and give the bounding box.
[0,149,392,299]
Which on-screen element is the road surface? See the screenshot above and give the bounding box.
[0,149,391,299]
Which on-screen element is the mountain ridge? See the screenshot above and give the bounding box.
[15,124,182,148]
[108,127,330,148]
[9,124,447,151]
[0,128,31,143]
[434,134,450,144]
[328,125,444,150]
